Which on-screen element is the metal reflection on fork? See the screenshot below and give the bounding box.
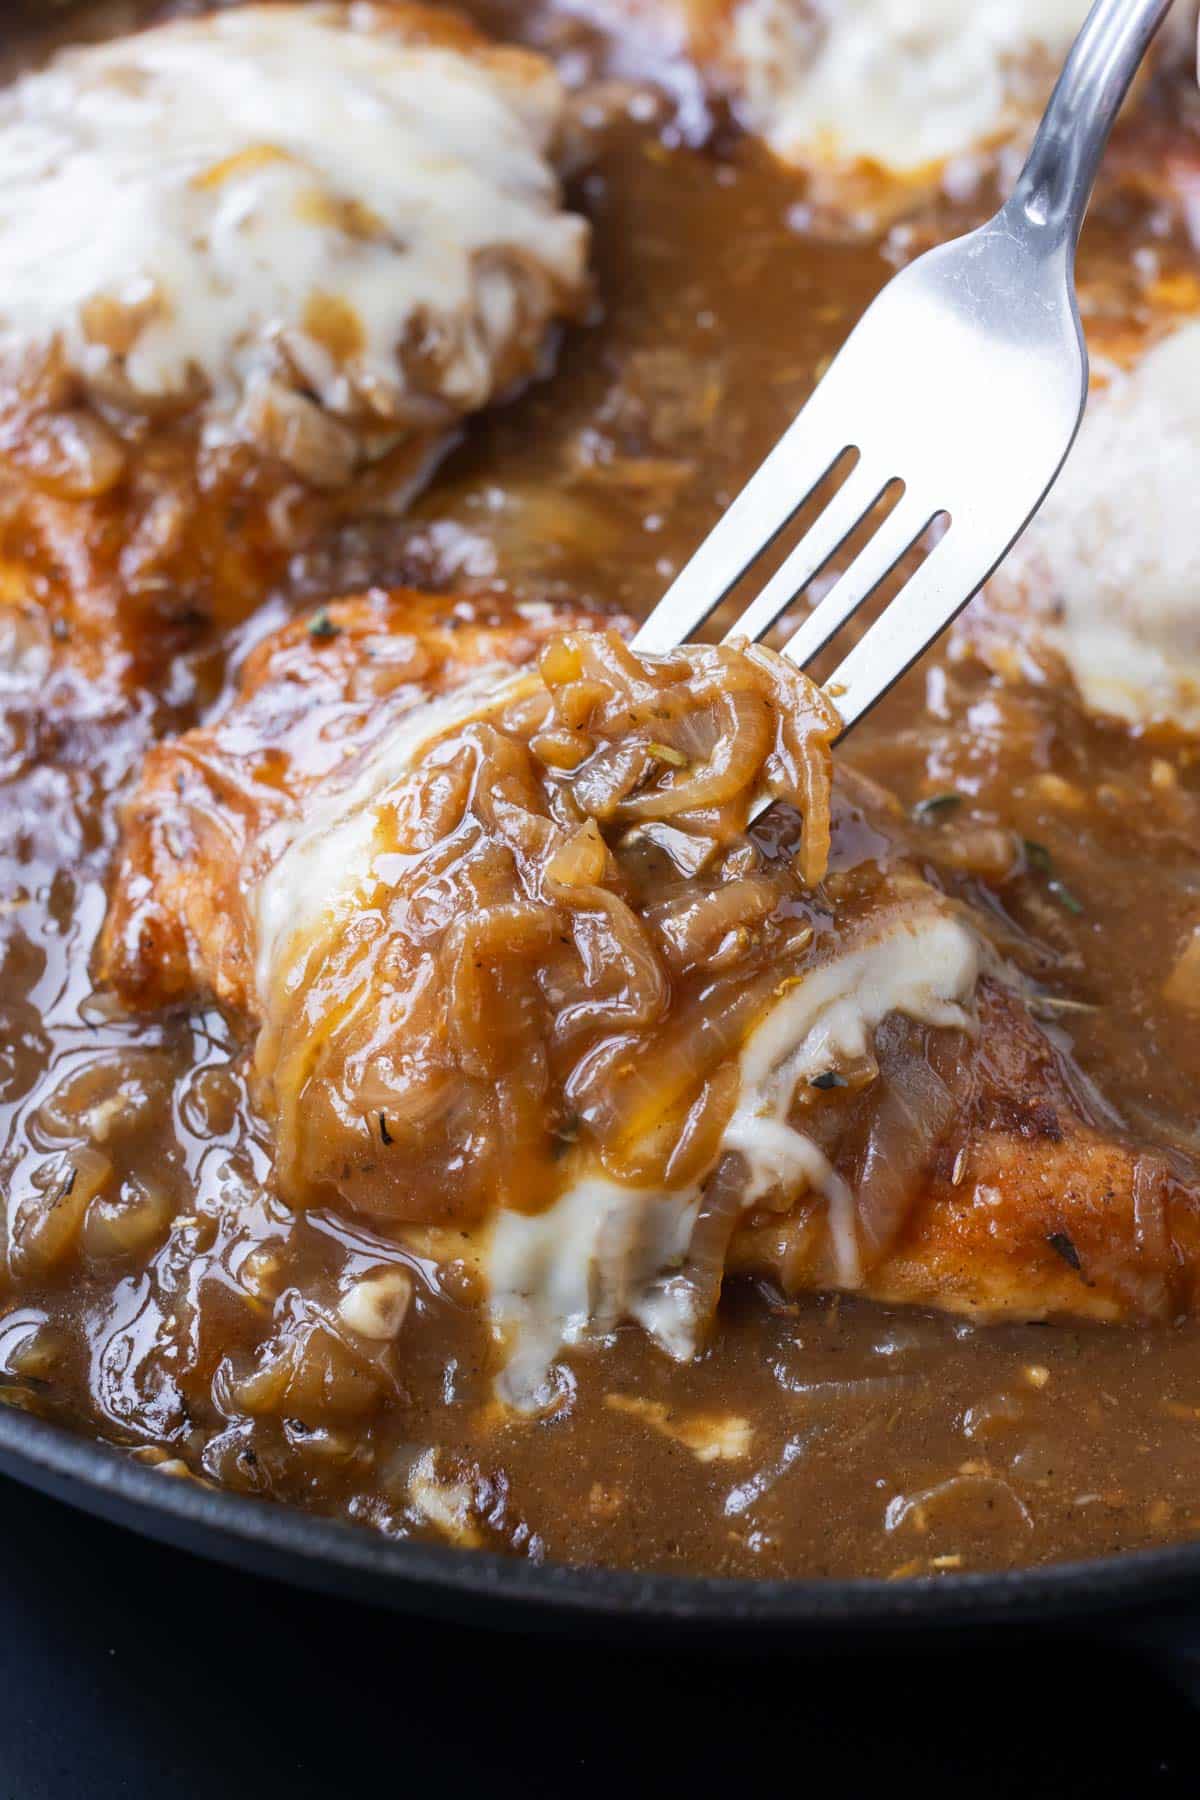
[631,0,1175,741]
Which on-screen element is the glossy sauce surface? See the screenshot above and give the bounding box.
[2,0,1200,1578]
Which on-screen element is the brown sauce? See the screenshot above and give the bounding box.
[2,0,1200,1579]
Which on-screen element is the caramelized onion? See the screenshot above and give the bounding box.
[569,974,773,1162]
[1164,927,1200,1013]
[544,819,608,889]
[649,876,780,975]
[618,689,772,820]
[8,1147,112,1277]
[853,1022,973,1269]
[676,1151,750,1334]
[9,408,127,499]
[444,903,558,1079]
[566,739,653,819]
[256,627,838,1224]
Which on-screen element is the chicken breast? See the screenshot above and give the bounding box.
[968,320,1200,735]
[590,0,1084,182]
[0,3,587,474]
[695,0,1089,175]
[585,0,1198,229]
[0,4,588,683]
[731,981,1200,1328]
[100,591,1200,1407]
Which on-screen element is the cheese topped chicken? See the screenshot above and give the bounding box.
[0,5,589,689]
[101,593,1200,1408]
[0,2,588,486]
[593,0,1090,184]
[971,321,1200,736]
[703,0,1090,176]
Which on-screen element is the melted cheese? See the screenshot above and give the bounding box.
[406,1449,481,1546]
[997,322,1200,733]
[252,665,979,1411]
[489,1175,703,1408]
[488,905,980,1409]
[603,1394,753,1461]
[0,5,587,451]
[254,665,532,994]
[724,0,1088,173]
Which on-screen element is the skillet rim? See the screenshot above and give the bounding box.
[3,1399,1200,1632]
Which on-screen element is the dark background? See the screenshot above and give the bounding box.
[0,1475,1195,1798]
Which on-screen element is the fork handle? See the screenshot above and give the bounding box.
[1008,0,1176,251]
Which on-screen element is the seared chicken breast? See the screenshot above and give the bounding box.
[0,4,588,686]
[100,592,1200,1406]
[967,321,1200,736]
[582,0,1200,232]
[587,0,1087,202]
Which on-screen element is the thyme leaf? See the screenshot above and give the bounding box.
[1048,878,1084,916]
[51,1165,78,1209]
[1047,1230,1082,1272]
[913,792,962,821]
[307,607,341,642]
[550,1113,581,1159]
[1023,839,1085,914]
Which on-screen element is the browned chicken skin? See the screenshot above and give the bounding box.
[733,983,1200,1325]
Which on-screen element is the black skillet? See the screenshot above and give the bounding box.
[4,1396,1200,1680]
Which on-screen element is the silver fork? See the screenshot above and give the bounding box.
[631,0,1175,737]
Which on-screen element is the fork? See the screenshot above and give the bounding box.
[631,0,1175,738]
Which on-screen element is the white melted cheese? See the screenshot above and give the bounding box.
[996,322,1200,733]
[489,905,980,1409]
[725,0,1088,174]
[0,5,586,445]
[254,665,530,995]
[489,1176,704,1409]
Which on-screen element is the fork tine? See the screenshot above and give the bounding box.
[631,409,849,653]
[721,460,891,648]
[775,493,938,670]
[820,526,995,734]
